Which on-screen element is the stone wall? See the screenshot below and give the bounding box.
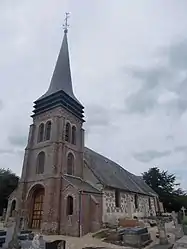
[135,195,156,217]
[60,183,80,237]
[103,189,156,223]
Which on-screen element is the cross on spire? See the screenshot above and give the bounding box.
[63,12,70,33]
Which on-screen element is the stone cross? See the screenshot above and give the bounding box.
[181,206,186,218]
[172,211,178,227]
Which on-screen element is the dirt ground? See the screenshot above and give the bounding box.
[44,233,132,249]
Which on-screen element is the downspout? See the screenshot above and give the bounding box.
[58,176,63,234]
[79,190,83,237]
[58,142,64,234]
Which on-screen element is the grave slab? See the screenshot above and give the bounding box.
[173,235,187,249]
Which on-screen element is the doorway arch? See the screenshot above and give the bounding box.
[28,185,45,229]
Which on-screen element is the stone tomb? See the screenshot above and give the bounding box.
[122,227,152,248]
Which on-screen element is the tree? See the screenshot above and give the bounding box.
[0,168,19,215]
[142,167,187,212]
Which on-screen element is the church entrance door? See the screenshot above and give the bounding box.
[31,188,44,229]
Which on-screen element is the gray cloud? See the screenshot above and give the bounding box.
[163,39,187,70]
[174,146,187,153]
[129,66,169,90]
[8,135,27,147]
[0,100,3,111]
[166,135,174,141]
[125,38,187,115]
[125,88,157,114]
[133,150,172,163]
[85,104,111,130]
[0,149,14,155]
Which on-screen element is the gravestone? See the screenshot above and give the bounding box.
[21,234,66,249]
[1,209,6,222]
[157,218,168,245]
[2,218,16,248]
[178,211,183,225]
[172,211,178,227]
[3,210,21,249]
[170,211,183,239]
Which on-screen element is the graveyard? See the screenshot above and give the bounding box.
[1,208,187,249]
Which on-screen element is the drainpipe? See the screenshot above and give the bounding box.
[58,177,63,234]
[58,141,64,234]
[79,191,83,237]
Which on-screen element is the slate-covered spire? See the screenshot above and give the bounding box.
[38,23,79,103]
[33,14,84,120]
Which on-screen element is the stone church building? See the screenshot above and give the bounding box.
[5,27,159,236]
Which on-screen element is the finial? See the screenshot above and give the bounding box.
[63,12,70,33]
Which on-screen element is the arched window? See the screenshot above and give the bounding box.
[135,194,138,209]
[65,123,71,142]
[67,153,74,175]
[71,126,76,145]
[45,121,52,141]
[38,123,44,143]
[66,196,73,215]
[36,152,45,174]
[10,200,16,217]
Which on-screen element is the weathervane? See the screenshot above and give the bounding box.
[63,12,70,33]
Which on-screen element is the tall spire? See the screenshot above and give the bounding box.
[37,13,80,104]
[33,13,84,120]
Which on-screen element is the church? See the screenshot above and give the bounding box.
[5,24,159,236]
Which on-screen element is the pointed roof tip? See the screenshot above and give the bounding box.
[36,26,82,107]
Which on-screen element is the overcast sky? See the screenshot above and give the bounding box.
[1,0,187,188]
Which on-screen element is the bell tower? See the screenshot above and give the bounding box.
[18,14,85,232]
[21,13,84,181]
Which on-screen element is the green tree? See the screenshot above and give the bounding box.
[142,167,187,212]
[0,168,19,215]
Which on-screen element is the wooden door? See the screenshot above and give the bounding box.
[31,189,44,229]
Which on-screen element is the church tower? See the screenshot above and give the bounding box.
[7,15,86,235]
[22,18,84,182]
